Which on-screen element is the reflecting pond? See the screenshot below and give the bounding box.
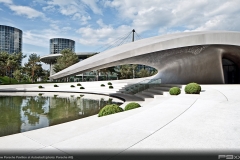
[0,92,123,137]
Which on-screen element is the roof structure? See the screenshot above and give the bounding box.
[50,31,240,84]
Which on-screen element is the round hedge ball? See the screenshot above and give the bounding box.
[169,87,181,95]
[98,104,123,117]
[124,102,141,111]
[185,82,201,94]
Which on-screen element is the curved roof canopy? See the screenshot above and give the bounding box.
[40,52,98,64]
[50,31,240,79]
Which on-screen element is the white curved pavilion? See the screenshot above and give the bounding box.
[50,31,240,84]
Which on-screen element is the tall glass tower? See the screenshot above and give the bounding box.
[49,38,75,75]
[50,38,75,54]
[0,25,22,54]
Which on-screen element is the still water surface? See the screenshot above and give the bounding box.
[0,92,123,137]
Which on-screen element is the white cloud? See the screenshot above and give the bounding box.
[42,5,55,12]
[0,0,12,4]
[72,13,91,25]
[9,5,44,19]
[82,0,102,15]
[62,27,72,31]
[77,20,132,46]
[43,0,100,25]
[42,0,102,25]
[104,0,240,34]
[23,24,74,48]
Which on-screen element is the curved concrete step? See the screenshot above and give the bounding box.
[145,89,165,95]
[152,86,171,91]
[110,93,144,101]
[157,84,182,88]
[135,92,154,100]
[141,90,163,97]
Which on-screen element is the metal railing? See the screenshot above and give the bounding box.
[122,78,161,94]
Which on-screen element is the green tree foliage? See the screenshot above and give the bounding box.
[118,64,133,79]
[0,52,9,76]
[0,52,25,83]
[13,69,24,82]
[38,69,50,82]
[53,49,79,73]
[24,53,42,83]
[137,68,151,78]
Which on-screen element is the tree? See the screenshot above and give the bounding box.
[53,49,79,73]
[0,52,25,79]
[6,54,18,83]
[13,69,24,82]
[40,69,50,82]
[24,53,42,83]
[137,68,151,78]
[118,65,134,79]
[132,64,138,78]
[0,52,9,76]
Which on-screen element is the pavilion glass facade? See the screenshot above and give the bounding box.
[0,25,22,54]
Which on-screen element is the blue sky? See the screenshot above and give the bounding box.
[1,0,240,70]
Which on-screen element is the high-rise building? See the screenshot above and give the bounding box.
[0,25,22,54]
[44,38,75,76]
[50,38,75,54]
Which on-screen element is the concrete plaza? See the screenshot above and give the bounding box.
[0,82,239,158]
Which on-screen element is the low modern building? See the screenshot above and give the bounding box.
[50,31,240,84]
[41,38,119,81]
[0,25,22,54]
[40,51,100,81]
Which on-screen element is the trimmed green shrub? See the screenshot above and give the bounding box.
[124,102,141,111]
[77,83,81,86]
[54,84,58,87]
[108,82,112,85]
[70,85,75,87]
[185,82,201,94]
[109,85,113,89]
[80,94,84,97]
[38,93,43,96]
[98,104,123,117]
[80,87,85,89]
[38,85,43,88]
[169,87,181,95]
[101,84,105,87]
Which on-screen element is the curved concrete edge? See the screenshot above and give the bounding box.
[0,78,151,102]
[40,52,98,64]
[0,85,239,156]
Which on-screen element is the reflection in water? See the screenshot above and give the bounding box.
[0,95,122,137]
[0,96,22,137]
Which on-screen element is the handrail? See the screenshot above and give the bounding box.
[122,78,161,94]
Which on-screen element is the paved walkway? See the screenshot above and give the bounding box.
[0,84,240,158]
